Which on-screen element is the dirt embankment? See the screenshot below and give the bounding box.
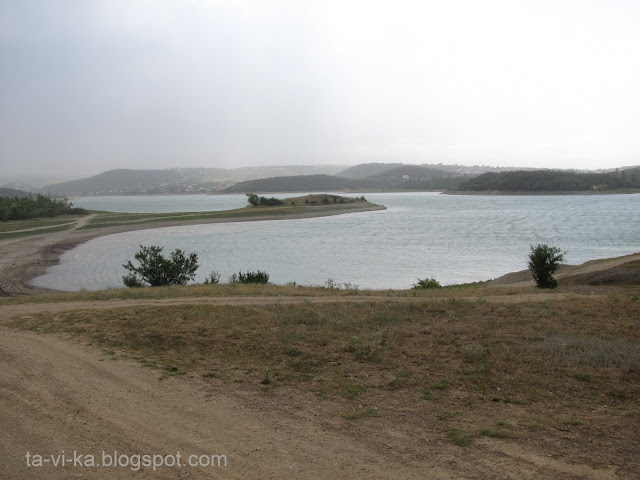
[488,252,640,288]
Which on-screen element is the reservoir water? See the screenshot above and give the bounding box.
[34,192,640,291]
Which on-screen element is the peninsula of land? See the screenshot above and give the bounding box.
[0,194,385,296]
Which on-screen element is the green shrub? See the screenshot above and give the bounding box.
[528,244,566,289]
[246,193,284,206]
[413,277,442,289]
[228,270,270,284]
[246,193,260,206]
[259,196,284,206]
[203,271,221,285]
[122,245,199,287]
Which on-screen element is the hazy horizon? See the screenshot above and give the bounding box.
[2,0,639,178]
[3,160,639,186]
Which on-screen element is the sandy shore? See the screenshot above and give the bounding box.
[0,204,384,296]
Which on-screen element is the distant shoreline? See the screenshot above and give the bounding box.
[67,188,640,198]
[444,189,640,196]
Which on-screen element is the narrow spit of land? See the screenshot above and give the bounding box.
[0,194,384,296]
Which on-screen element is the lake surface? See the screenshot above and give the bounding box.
[70,194,252,213]
[35,193,640,291]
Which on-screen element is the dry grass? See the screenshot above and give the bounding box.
[534,334,640,370]
[0,282,536,305]
[12,293,640,409]
[8,287,640,474]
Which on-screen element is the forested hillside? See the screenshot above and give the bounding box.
[223,166,475,193]
[222,175,358,193]
[454,168,640,192]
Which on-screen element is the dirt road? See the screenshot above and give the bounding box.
[1,329,451,479]
[0,326,622,480]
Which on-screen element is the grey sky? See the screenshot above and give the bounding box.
[1,0,639,178]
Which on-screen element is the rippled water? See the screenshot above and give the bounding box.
[35,193,640,291]
[70,194,249,213]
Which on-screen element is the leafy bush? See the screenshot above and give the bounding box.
[413,277,442,289]
[203,271,221,285]
[122,245,199,287]
[528,244,566,289]
[228,270,270,284]
[245,193,284,206]
[259,196,284,206]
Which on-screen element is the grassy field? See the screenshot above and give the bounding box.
[9,287,640,438]
[0,280,536,305]
[3,272,639,475]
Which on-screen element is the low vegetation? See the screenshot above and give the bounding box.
[228,270,270,284]
[246,193,284,207]
[413,277,443,289]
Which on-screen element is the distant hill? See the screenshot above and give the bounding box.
[0,188,31,198]
[420,163,539,175]
[40,169,198,196]
[37,163,639,196]
[223,166,478,193]
[337,162,529,179]
[337,163,403,179]
[453,167,640,192]
[230,165,347,179]
[39,165,349,196]
[358,165,476,190]
[222,175,358,193]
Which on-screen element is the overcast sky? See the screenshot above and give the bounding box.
[2,0,640,178]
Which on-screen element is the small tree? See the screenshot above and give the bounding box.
[528,244,565,289]
[246,193,260,206]
[122,245,199,287]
